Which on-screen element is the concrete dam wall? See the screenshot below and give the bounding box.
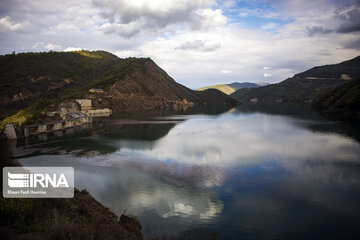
[4,116,92,140]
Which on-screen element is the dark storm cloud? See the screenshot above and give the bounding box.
[306,26,333,37]
[337,6,360,33]
[343,38,360,50]
[304,3,360,39]
[0,0,14,16]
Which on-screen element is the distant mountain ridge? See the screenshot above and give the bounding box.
[256,82,271,86]
[231,56,360,103]
[0,50,238,124]
[197,82,267,95]
[228,82,262,89]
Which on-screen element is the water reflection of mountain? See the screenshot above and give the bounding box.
[13,122,177,158]
[95,122,176,141]
[236,102,360,143]
[11,104,234,158]
[111,104,235,120]
[236,102,320,119]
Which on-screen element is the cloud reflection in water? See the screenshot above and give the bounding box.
[81,113,360,188]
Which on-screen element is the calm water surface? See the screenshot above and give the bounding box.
[18,104,360,239]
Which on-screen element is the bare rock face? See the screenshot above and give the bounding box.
[86,58,238,112]
[12,92,24,102]
[48,78,74,90]
[29,75,46,83]
[107,60,200,103]
[11,90,38,103]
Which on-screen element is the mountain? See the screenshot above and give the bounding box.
[231,56,360,103]
[228,82,261,89]
[197,82,262,95]
[256,82,271,86]
[197,84,237,95]
[312,78,360,121]
[0,50,238,124]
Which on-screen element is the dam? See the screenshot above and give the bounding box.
[3,99,111,140]
[4,114,92,140]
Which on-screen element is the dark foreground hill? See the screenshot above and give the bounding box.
[0,136,142,240]
[231,56,360,103]
[312,78,360,121]
[0,50,238,123]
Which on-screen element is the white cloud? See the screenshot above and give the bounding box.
[194,9,227,29]
[92,0,223,37]
[114,50,143,58]
[176,40,221,52]
[45,43,61,51]
[32,42,62,51]
[264,73,272,77]
[221,70,232,74]
[0,16,22,32]
[222,0,236,8]
[64,47,83,52]
[262,66,272,70]
[138,10,360,87]
[32,42,45,49]
[261,22,278,30]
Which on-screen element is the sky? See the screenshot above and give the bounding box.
[0,0,359,89]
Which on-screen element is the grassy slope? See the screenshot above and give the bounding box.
[294,56,360,79]
[312,78,360,121]
[0,50,119,99]
[231,56,360,103]
[231,78,347,103]
[0,51,120,121]
[197,84,236,95]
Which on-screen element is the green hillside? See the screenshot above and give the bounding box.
[312,78,360,121]
[0,50,119,98]
[231,56,360,103]
[0,51,119,117]
[0,50,239,126]
[231,77,348,103]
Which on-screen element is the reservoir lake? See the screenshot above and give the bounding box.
[17,104,360,240]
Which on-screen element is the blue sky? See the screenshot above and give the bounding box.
[0,0,359,88]
[221,0,291,29]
